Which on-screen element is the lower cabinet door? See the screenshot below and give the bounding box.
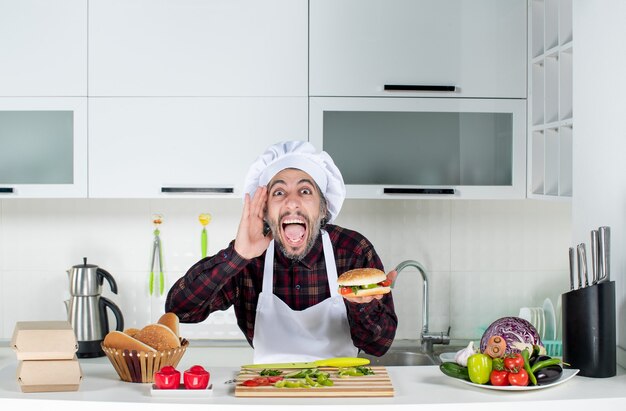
[88,97,308,198]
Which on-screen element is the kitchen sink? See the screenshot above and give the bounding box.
[359,350,438,366]
[357,341,467,367]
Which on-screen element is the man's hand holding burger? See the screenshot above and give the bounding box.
[338,268,398,304]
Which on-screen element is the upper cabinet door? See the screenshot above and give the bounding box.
[310,0,527,98]
[88,97,308,198]
[0,98,88,197]
[0,0,87,96]
[89,0,308,97]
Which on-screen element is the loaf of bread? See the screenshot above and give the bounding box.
[133,324,181,351]
[157,312,179,337]
[123,328,140,338]
[103,331,156,352]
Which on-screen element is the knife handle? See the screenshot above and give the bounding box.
[598,226,610,282]
[576,244,586,289]
[568,247,575,290]
[591,230,599,284]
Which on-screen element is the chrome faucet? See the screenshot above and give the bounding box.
[394,260,450,353]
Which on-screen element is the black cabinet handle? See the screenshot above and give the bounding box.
[384,188,455,195]
[0,187,14,194]
[161,187,234,194]
[384,84,457,92]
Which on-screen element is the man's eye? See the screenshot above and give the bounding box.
[301,188,312,195]
[272,189,284,196]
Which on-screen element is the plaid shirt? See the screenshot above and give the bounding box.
[165,224,397,357]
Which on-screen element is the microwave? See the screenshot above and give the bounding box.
[309,97,526,199]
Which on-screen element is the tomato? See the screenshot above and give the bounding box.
[242,379,260,387]
[467,353,492,385]
[183,365,210,389]
[267,376,284,383]
[339,287,353,295]
[508,369,529,386]
[378,279,392,287]
[253,377,270,386]
[503,353,524,372]
[153,366,180,389]
[489,370,509,386]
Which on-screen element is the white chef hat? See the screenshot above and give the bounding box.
[243,141,346,223]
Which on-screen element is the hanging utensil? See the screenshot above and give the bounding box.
[149,214,164,296]
[598,226,610,283]
[591,230,599,285]
[198,213,212,259]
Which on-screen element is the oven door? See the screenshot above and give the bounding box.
[309,97,526,199]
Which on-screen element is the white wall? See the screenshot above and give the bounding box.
[573,1,626,367]
[0,198,571,343]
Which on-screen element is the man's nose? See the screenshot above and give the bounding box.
[284,192,301,209]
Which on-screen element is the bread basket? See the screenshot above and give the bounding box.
[102,339,188,383]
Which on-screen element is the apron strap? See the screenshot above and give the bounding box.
[321,231,340,297]
[262,240,275,293]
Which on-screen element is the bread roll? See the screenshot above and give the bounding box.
[123,328,141,338]
[337,268,387,286]
[134,323,181,351]
[103,331,156,352]
[157,312,180,337]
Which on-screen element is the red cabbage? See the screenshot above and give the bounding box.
[480,316,543,354]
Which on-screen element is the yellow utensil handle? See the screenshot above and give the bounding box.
[315,357,370,367]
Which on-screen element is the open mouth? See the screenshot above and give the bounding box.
[281,218,307,247]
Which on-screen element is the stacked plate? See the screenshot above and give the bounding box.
[518,298,557,341]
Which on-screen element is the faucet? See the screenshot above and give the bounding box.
[394,260,450,353]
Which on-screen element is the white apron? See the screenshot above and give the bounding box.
[252,230,358,363]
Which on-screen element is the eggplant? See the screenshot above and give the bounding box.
[534,364,563,385]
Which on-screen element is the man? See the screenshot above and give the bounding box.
[166,141,397,362]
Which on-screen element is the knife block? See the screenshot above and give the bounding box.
[562,281,616,377]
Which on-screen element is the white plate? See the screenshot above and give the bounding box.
[447,369,579,391]
[150,383,213,397]
[543,298,557,340]
[439,352,457,363]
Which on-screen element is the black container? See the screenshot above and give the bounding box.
[562,281,616,377]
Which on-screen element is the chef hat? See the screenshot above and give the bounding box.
[243,141,346,223]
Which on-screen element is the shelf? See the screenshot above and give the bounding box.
[528,0,573,200]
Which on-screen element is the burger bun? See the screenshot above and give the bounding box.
[337,268,391,299]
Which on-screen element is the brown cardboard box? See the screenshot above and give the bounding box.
[11,321,78,360]
[16,357,82,393]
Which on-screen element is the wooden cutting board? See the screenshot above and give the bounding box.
[234,366,394,398]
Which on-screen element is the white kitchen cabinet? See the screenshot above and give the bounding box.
[88,0,307,97]
[0,98,88,197]
[310,97,527,199]
[528,0,573,199]
[88,97,308,198]
[0,0,87,97]
[310,0,527,98]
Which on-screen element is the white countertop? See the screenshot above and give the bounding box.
[1,345,626,410]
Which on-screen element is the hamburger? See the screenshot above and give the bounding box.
[337,268,392,298]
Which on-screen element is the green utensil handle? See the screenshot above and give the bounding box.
[201,228,207,258]
[159,272,164,295]
[149,272,154,295]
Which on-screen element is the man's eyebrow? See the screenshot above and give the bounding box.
[268,178,315,191]
[268,179,286,191]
